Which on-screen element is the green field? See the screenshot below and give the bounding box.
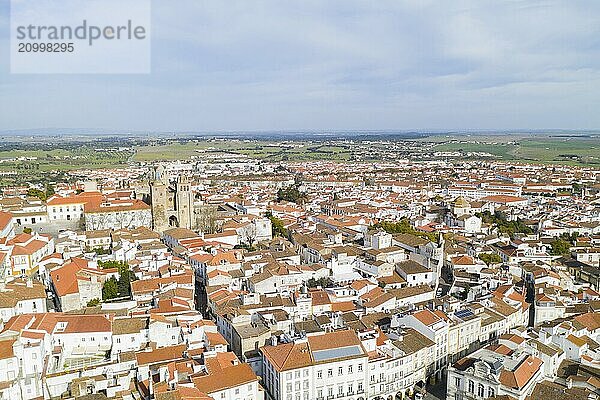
[133,141,352,162]
[431,136,600,165]
[0,147,133,172]
[0,135,598,176]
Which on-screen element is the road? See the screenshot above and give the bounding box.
[424,379,447,400]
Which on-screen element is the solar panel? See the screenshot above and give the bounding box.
[454,309,474,319]
[313,345,362,362]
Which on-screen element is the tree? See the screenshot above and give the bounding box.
[87,298,100,307]
[45,185,55,198]
[479,253,502,265]
[550,239,571,256]
[117,269,135,298]
[92,247,111,255]
[98,260,128,270]
[276,185,307,204]
[265,211,287,237]
[307,277,334,288]
[196,205,219,234]
[477,211,533,237]
[99,261,136,299]
[102,277,119,300]
[241,223,257,246]
[27,188,47,201]
[372,219,438,243]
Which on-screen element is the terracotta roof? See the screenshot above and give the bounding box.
[412,309,442,327]
[261,330,365,372]
[84,199,150,213]
[50,260,109,297]
[47,192,102,206]
[0,279,46,308]
[192,352,258,394]
[0,339,15,360]
[574,313,600,331]
[0,211,12,231]
[136,344,187,366]
[498,355,543,389]
[481,195,527,204]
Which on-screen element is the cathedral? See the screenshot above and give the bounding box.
[149,166,195,232]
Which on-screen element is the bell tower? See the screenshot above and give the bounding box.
[150,179,168,232]
[175,176,194,229]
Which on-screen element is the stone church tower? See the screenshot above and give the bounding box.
[175,176,194,230]
[149,166,195,232]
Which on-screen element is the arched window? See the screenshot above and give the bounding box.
[488,387,495,397]
[468,380,474,393]
[478,384,484,397]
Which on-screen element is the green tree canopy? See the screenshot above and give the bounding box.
[102,277,119,300]
[265,211,288,237]
[477,211,533,237]
[550,239,571,255]
[372,219,438,243]
[276,185,308,204]
[479,253,502,265]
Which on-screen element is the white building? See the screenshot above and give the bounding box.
[261,330,368,400]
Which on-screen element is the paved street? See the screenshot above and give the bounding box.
[424,379,447,400]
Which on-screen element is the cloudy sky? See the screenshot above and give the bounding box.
[1,0,600,132]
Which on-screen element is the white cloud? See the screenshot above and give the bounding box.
[1,0,600,130]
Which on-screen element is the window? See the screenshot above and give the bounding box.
[488,387,495,397]
[327,369,333,378]
[295,371,300,378]
[454,377,461,387]
[317,370,322,379]
[348,365,353,374]
[338,385,343,395]
[478,384,484,397]
[338,366,343,375]
[358,364,363,372]
[468,380,474,393]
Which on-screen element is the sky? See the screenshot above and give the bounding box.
[1,0,600,132]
